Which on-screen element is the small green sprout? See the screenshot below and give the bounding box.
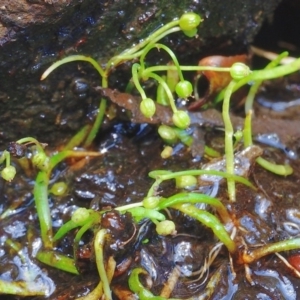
[3,9,300,299]
[0,150,16,181]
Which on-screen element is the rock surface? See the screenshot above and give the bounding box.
[0,0,281,146]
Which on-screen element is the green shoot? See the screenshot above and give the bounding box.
[172,203,236,253]
[36,251,79,275]
[94,229,112,300]
[157,192,232,224]
[34,171,52,248]
[242,238,300,264]
[244,52,289,113]
[222,80,237,202]
[243,109,293,176]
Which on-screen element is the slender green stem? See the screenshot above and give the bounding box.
[145,72,177,113]
[84,73,109,147]
[244,52,288,113]
[148,169,256,189]
[73,218,99,256]
[243,110,293,176]
[115,202,143,211]
[41,55,105,80]
[247,56,300,80]
[147,178,163,197]
[256,157,293,176]
[216,52,300,103]
[106,27,181,69]
[118,20,179,56]
[222,80,237,202]
[243,110,253,147]
[144,65,231,74]
[84,97,107,147]
[48,150,103,174]
[140,43,185,82]
[172,203,236,253]
[16,137,45,152]
[126,207,166,222]
[63,124,91,151]
[157,193,232,224]
[132,64,148,99]
[243,238,300,264]
[94,229,112,300]
[0,150,8,164]
[53,220,79,241]
[34,171,52,248]
[41,56,107,147]
[5,151,11,167]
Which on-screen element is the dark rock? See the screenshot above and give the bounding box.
[0,0,281,146]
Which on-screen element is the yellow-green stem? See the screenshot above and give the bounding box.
[222,80,237,202]
[94,229,112,300]
[172,203,236,253]
[36,250,79,275]
[34,171,52,249]
[243,238,300,264]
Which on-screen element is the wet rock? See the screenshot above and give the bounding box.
[0,0,281,146]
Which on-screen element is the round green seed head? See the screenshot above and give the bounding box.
[161,146,173,159]
[32,152,49,171]
[175,175,197,188]
[156,220,176,236]
[158,125,177,142]
[72,207,90,225]
[179,13,202,31]
[182,28,198,38]
[142,196,160,209]
[172,110,190,129]
[1,165,16,182]
[175,80,193,98]
[140,98,156,118]
[230,62,251,80]
[234,130,243,142]
[50,182,68,196]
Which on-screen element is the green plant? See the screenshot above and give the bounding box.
[1,9,300,299]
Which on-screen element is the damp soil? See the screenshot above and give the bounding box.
[1,2,300,298]
[1,70,300,299]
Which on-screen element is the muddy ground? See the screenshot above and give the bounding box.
[1,1,300,300]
